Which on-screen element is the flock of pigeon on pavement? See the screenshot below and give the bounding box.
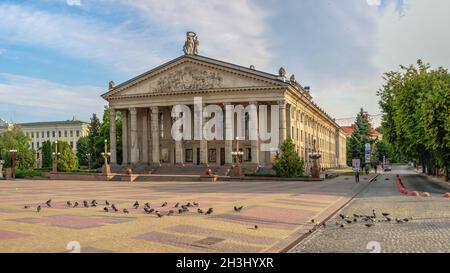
[23,199,259,230]
[308,209,413,234]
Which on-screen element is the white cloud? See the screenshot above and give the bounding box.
[118,0,272,70]
[373,0,450,71]
[66,0,81,6]
[366,0,382,6]
[0,73,104,121]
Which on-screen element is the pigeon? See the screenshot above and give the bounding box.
[174,203,179,208]
[365,223,374,228]
[73,202,79,208]
[372,209,377,218]
[309,229,313,233]
[234,206,243,212]
[186,202,192,207]
[254,225,258,230]
[382,212,390,217]
[395,218,403,223]
[178,209,183,214]
[340,224,345,228]
[66,201,72,207]
[149,208,155,213]
[123,208,129,214]
[103,207,109,212]
[144,203,150,208]
[193,202,199,206]
[197,208,204,214]
[83,200,88,208]
[353,214,360,218]
[91,203,97,207]
[403,218,409,222]
[37,205,41,212]
[144,207,151,214]
[339,214,346,219]
[353,218,357,223]
[161,202,167,207]
[133,201,139,209]
[322,222,327,228]
[345,219,353,224]
[111,204,118,212]
[385,217,392,222]
[24,205,30,209]
[45,199,52,207]
[105,200,110,206]
[156,211,163,218]
[311,219,315,224]
[91,200,97,205]
[205,208,213,215]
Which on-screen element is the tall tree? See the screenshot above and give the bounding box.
[56,141,79,172]
[41,140,53,169]
[273,138,305,177]
[0,126,35,169]
[346,108,373,166]
[76,136,90,167]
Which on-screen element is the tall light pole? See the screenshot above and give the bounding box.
[231,137,244,177]
[52,140,60,172]
[9,150,17,179]
[101,139,111,174]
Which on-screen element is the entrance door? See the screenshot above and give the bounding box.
[220,148,225,165]
[196,148,200,165]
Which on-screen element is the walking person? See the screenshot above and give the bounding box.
[354,166,360,183]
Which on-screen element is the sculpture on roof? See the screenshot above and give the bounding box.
[183,32,199,55]
[108,80,115,89]
[278,67,286,78]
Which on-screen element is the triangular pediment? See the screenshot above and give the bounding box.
[102,55,286,98]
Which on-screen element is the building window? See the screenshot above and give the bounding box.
[58,131,61,138]
[208,149,216,163]
[76,130,80,137]
[31,132,34,138]
[31,142,34,149]
[26,132,29,137]
[245,148,252,162]
[64,130,67,137]
[70,130,73,137]
[37,142,40,149]
[41,131,44,138]
[185,149,193,163]
[70,141,74,149]
[52,131,55,138]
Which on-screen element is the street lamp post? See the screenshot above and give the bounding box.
[308,139,321,179]
[9,149,17,179]
[101,139,111,174]
[52,141,60,172]
[0,160,4,179]
[86,153,91,170]
[231,137,244,177]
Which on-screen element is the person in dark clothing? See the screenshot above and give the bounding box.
[354,167,360,183]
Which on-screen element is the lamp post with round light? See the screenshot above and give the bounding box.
[52,140,60,172]
[9,150,17,179]
[308,139,321,179]
[101,139,111,174]
[231,137,244,177]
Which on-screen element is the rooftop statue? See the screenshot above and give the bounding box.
[183,32,199,55]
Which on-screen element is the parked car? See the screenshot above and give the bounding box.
[384,165,392,172]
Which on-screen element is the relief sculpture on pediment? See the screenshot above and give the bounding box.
[154,66,223,93]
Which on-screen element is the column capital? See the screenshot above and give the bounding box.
[109,107,116,116]
[150,106,159,113]
[249,101,258,105]
[129,107,137,115]
[277,100,286,107]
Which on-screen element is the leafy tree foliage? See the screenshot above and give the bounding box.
[76,136,90,167]
[273,138,305,177]
[378,60,450,180]
[0,126,35,169]
[346,108,373,166]
[56,141,78,172]
[41,140,53,169]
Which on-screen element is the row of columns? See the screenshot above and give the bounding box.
[109,100,288,166]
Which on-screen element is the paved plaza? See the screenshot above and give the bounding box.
[291,167,450,253]
[0,175,376,253]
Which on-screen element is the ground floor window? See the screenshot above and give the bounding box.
[185,149,193,162]
[208,149,216,163]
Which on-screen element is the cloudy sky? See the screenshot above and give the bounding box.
[0,0,449,125]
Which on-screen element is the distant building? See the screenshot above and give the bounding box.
[341,125,383,140]
[1,119,89,168]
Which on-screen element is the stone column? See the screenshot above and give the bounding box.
[224,102,233,164]
[142,110,149,163]
[278,100,287,145]
[129,107,139,164]
[121,110,128,165]
[175,140,183,165]
[249,101,259,164]
[151,106,160,165]
[109,108,117,164]
[199,103,208,165]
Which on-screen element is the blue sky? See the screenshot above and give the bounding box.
[0,0,449,125]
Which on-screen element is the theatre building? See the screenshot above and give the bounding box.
[101,33,347,172]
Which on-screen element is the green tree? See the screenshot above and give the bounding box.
[378,60,450,180]
[88,113,103,168]
[56,141,78,172]
[76,136,90,167]
[41,140,53,169]
[346,108,372,166]
[0,126,35,169]
[273,138,305,177]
